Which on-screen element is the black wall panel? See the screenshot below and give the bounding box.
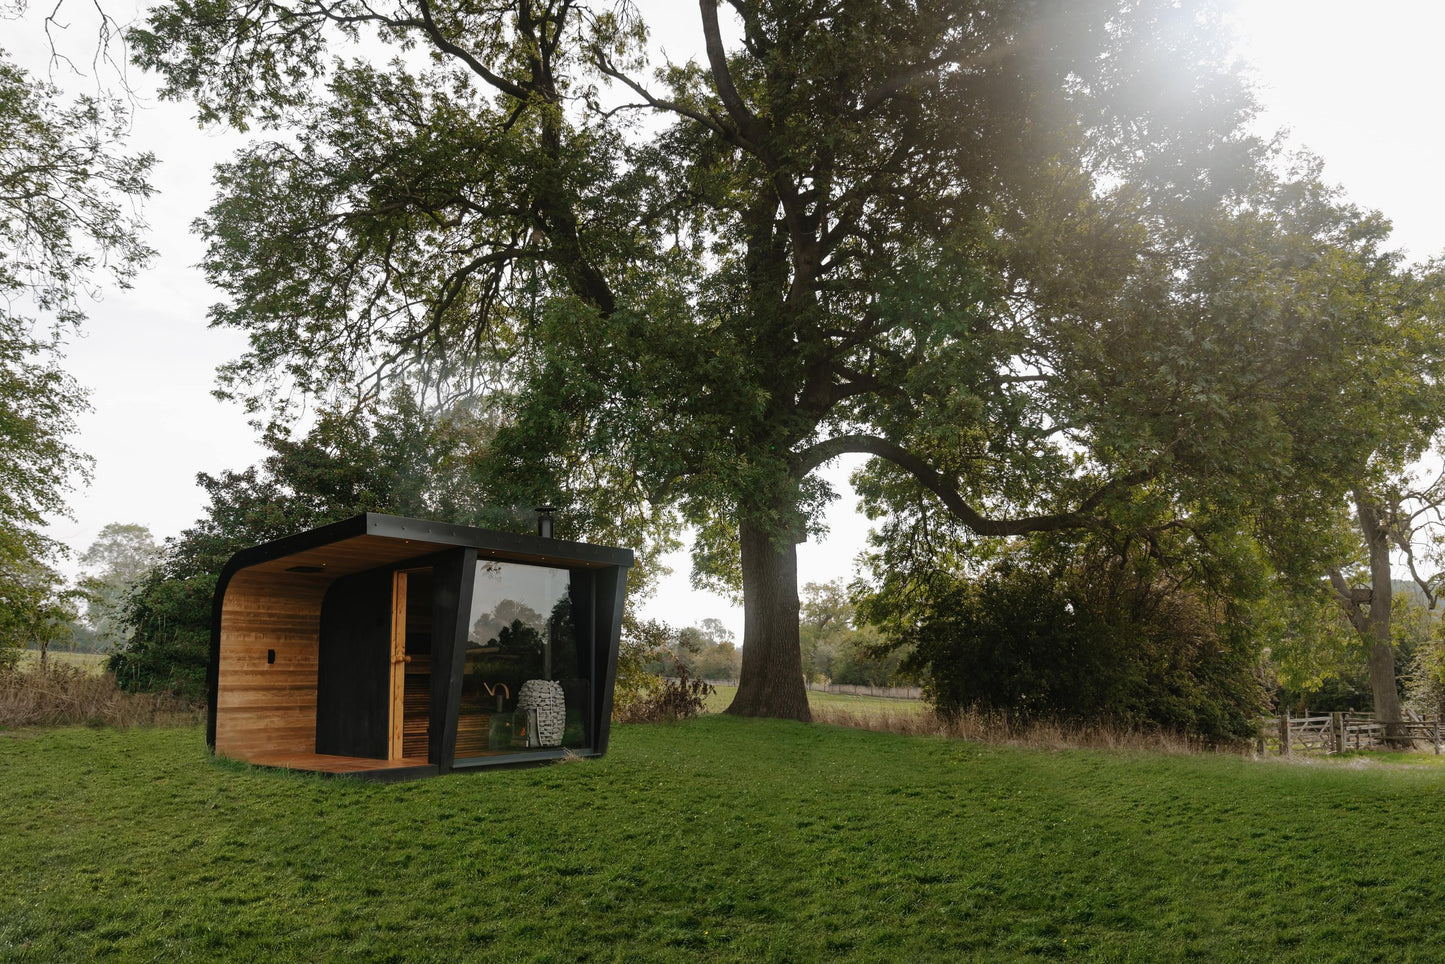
[315,567,394,758]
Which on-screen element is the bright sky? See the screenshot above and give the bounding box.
[12,1,1445,639]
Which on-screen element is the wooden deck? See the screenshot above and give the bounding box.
[239,751,433,775]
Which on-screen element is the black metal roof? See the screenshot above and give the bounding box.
[218,512,635,584]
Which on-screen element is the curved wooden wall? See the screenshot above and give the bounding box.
[213,534,433,764]
[214,569,328,762]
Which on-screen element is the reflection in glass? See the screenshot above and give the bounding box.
[454,561,589,761]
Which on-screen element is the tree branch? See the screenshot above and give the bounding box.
[794,433,1149,536]
[698,0,764,152]
[588,46,728,138]
[410,0,530,100]
[849,56,949,119]
[1328,569,1374,634]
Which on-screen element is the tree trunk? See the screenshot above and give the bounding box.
[726,517,812,722]
[1367,639,1403,729]
[1356,492,1405,740]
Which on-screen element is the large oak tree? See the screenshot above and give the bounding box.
[132,0,1397,719]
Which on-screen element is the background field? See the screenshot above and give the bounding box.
[704,684,927,719]
[14,651,107,674]
[4,718,1445,962]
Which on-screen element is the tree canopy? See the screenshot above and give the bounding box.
[128,0,1432,719]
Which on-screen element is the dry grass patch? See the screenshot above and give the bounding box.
[812,702,1217,754]
[708,684,1212,753]
[0,663,202,729]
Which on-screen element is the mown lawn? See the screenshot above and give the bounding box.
[3,718,1444,962]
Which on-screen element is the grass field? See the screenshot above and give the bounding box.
[4,718,1445,962]
[14,651,107,674]
[8,719,1445,959]
[705,684,927,719]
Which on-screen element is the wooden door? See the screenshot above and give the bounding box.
[388,571,409,759]
[389,568,434,761]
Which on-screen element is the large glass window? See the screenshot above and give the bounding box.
[454,560,590,761]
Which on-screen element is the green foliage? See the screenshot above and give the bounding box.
[1396,589,1445,715]
[9,721,1445,961]
[620,616,734,684]
[611,617,670,721]
[1263,585,1371,712]
[109,570,216,701]
[0,47,154,659]
[0,553,78,662]
[694,640,741,682]
[615,662,715,724]
[800,579,910,687]
[130,0,1349,719]
[1268,583,1436,714]
[1407,631,1445,717]
[613,618,717,722]
[629,618,726,680]
[129,0,1445,723]
[864,534,1268,742]
[0,329,87,645]
[1260,194,1445,719]
[682,618,739,680]
[0,48,154,328]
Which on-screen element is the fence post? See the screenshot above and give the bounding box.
[1435,716,1440,756]
[1332,711,1345,754]
[1279,711,1290,756]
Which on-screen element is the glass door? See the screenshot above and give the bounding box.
[454,560,589,763]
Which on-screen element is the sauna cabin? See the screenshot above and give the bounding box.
[207,513,632,780]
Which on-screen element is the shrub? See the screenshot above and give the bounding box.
[612,617,670,721]
[1406,626,1445,717]
[109,571,215,702]
[869,544,1268,744]
[614,663,715,723]
[694,640,741,681]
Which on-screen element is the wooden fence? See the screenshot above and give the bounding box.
[1259,710,1444,755]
